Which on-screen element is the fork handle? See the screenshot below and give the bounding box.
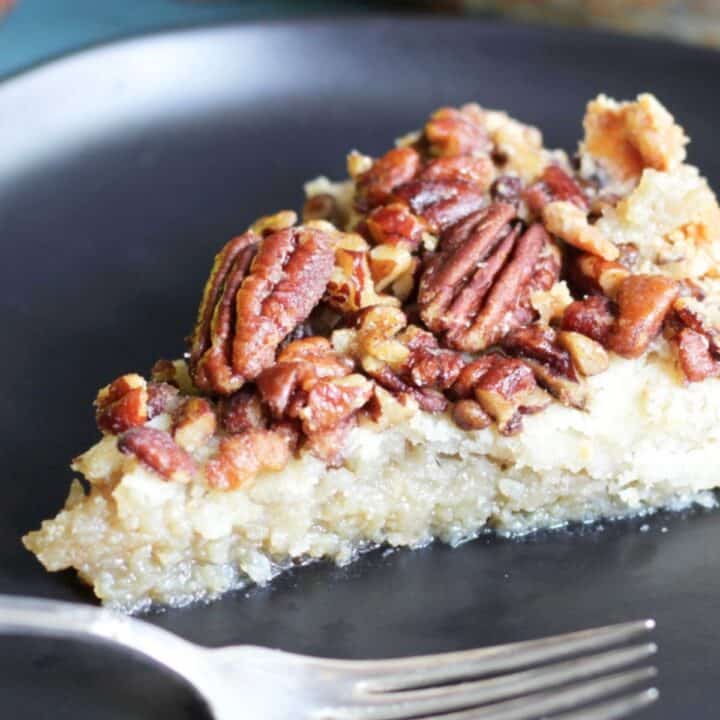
[0,594,208,687]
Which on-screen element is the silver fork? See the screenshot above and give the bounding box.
[0,595,658,720]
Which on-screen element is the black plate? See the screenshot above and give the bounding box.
[2,17,719,719]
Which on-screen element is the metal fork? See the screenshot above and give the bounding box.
[0,595,657,720]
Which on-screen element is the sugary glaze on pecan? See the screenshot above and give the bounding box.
[90,95,720,489]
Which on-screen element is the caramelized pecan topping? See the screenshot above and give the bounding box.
[118,427,196,483]
[256,337,373,456]
[189,221,335,395]
[333,306,463,413]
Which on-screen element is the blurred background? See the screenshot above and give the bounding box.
[1,0,719,79]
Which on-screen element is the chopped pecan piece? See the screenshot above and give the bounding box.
[302,193,345,227]
[118,427,196,483]
[525,165,589,214]
[607,275,679,358]
[543,201,619,262]
[147,382,180,418]
[172,397,217,452]
[566,252,629,298]
[473,356,550,435]
[334,306,462,413]
[503,325,575,379]
[95,374,148,434]
[298,374,374,435]
[368,244,418,297]
[503,325,588,409]
[218,387,268,434]
[256,337,372,455]
[420,155,495,191]
[325,231,400,314]
[491,175,523,206]
[393,178,487,235]
[561,296,616,345]
[673,297,720,355]
[557,331,609,377]
[363,203,425,249]
[675,328,720,383]
[424,106,491,157]
[452,399,492,431]
[206,430,291,491]
[189,223,335,394]
[355,147,421,211]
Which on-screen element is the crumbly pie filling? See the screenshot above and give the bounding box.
[24,93,720,611]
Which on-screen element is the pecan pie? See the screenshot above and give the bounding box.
[24,94,720,612]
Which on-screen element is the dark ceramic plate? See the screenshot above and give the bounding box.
[1,17,719,719]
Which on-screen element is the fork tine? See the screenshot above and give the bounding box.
[343,644,656,719]
[352,621,655,690]
[387,667,658,720]
[544,688,659,720]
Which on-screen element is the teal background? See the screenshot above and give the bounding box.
[0,0,380,78]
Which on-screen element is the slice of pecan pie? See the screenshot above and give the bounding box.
[24,93,720,612]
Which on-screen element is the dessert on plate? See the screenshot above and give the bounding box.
[24,93,720,612]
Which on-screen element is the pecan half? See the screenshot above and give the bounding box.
[118,427,196,483]
[189,223,335,395]
[95,374,148,434]
[606,275,679,358]
[188,231,259,394]
[418,202,516,335]
[446,222,554,352]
